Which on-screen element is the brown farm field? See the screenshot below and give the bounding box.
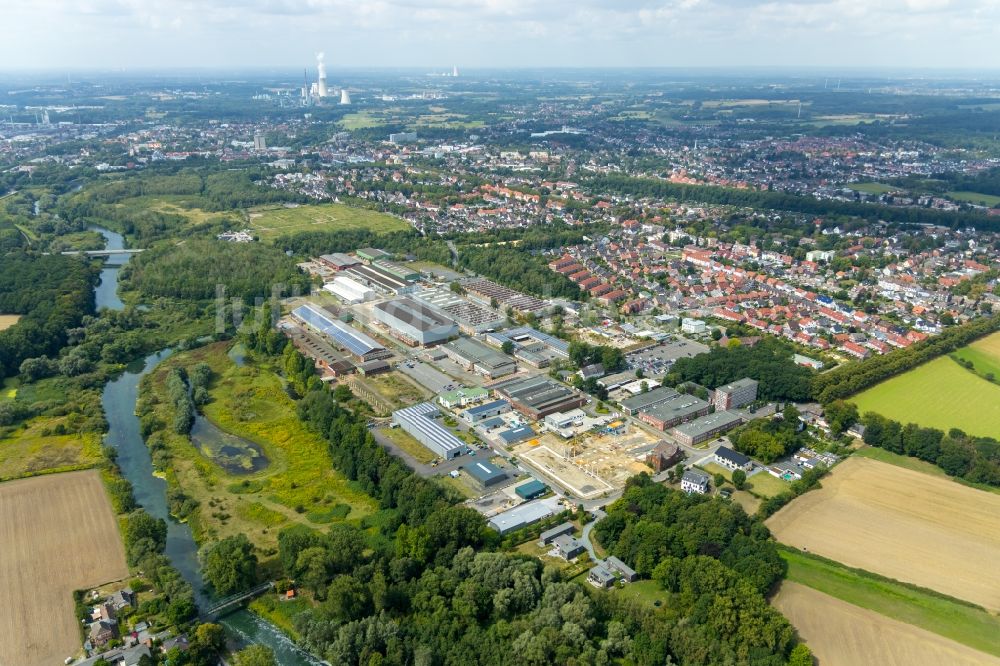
[773,582,1000,666]
[0,314,20,331]
[767,456,1000,610]
[0,470,129,666]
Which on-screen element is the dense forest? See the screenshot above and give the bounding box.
[0,252,98,379]
[860,413,1000,487]
[587,174,1000,231]
[121,240,311,303]
[668,339,813,402]
[812,314,1000,403]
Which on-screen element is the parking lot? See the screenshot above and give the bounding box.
[398,360,458,394]
[626,337,710,376]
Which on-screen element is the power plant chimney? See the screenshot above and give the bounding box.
[316,52,328,98]
[340,89,351,105]
[452,65,459,77]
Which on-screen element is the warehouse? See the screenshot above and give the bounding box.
[487,498,559,534]
[620,386,681,416]
[291,303,391,362]
[323,276,374,304]
[413,287,505,335]
[491,375,587,420]
[514,479,548,500]
[465,460,508,488]
[356,247,392,263]
[373,259,420,282]
[672,410,744,446]
[318,253,360,271]
[373,297,458,346]
[486,326,569,367]
[637,395,711,430]
[442,337,517,379]
[392,402,469,460]
[346,263,415,295]
[462,399,511,424]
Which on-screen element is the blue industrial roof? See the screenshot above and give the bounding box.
[490,326,569,356]
[499,425,535,444]
[465,399,510,416]
[480,417,506,429]
[465,460,507,484]
[293,303,384,357]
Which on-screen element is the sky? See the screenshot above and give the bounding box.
[2,0,998,70]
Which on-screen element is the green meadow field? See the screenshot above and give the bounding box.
[851,354,1000,439]
[248,203,409,239]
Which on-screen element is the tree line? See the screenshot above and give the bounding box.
[860,413,1000,487]
[587,174,1000,231]
[812,313,1000,403]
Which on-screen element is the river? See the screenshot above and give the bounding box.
[93,227,320,665]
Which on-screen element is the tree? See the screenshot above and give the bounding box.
[333,384,353,402]
[296,547,332,599]
[501,340,515,355]
[711,328,723,341]
[191,622,227,655]
[824,400,859,435]
[713,473,726,488]
[732,469,747,490]
[124,510,167,565]
[787,643,814,666]
[233,645,277,666]
[203,534,258,596]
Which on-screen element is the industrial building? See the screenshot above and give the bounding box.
[464,460,507,488]
[712,378,759,410]
[463,278,549,315]
[346,263,415,295]
[497,425,535,445]
[372,259,420,282]
[491,375,587,420]
[372,297,458,346]
[356,248,392,263]
[487,498,559,534]
[486,327,569,367]
[514,479,548,500]
[392,402,468,460]
[544,409,586,437]
[291,303,390,362]
[637,395,711,431]
[413,287,505,334]
[323,276,374,304]
[462,399,511,424]
[620,386,681,416]
[672,411,744,447]
[318,253,359,271]
[442,337,517,379]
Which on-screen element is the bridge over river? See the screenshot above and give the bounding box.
[203,581,276,619]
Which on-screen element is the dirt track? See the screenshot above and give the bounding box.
[773,582,1000,666]
[767,456,1000,610]
[0,470,129,666]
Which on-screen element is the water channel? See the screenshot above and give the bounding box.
[92,226,319,665]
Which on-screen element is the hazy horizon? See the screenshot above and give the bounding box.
[2,0,997,71]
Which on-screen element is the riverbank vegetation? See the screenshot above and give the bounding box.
[137,342,379,559]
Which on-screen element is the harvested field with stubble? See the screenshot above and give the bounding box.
[0,470,129,666]
[767,456,1000,610]
[773,582,1000,666]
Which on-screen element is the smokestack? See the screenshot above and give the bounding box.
[316,52,328,98]
[340,89,351,105]
[452,65,459,77]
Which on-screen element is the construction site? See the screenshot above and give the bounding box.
[511,424,659,500]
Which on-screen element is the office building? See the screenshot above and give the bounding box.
[672,411,744,447]
[712,378,759,410]
[637,395,711,431]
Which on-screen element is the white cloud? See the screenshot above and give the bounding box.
[0,0,996,68]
